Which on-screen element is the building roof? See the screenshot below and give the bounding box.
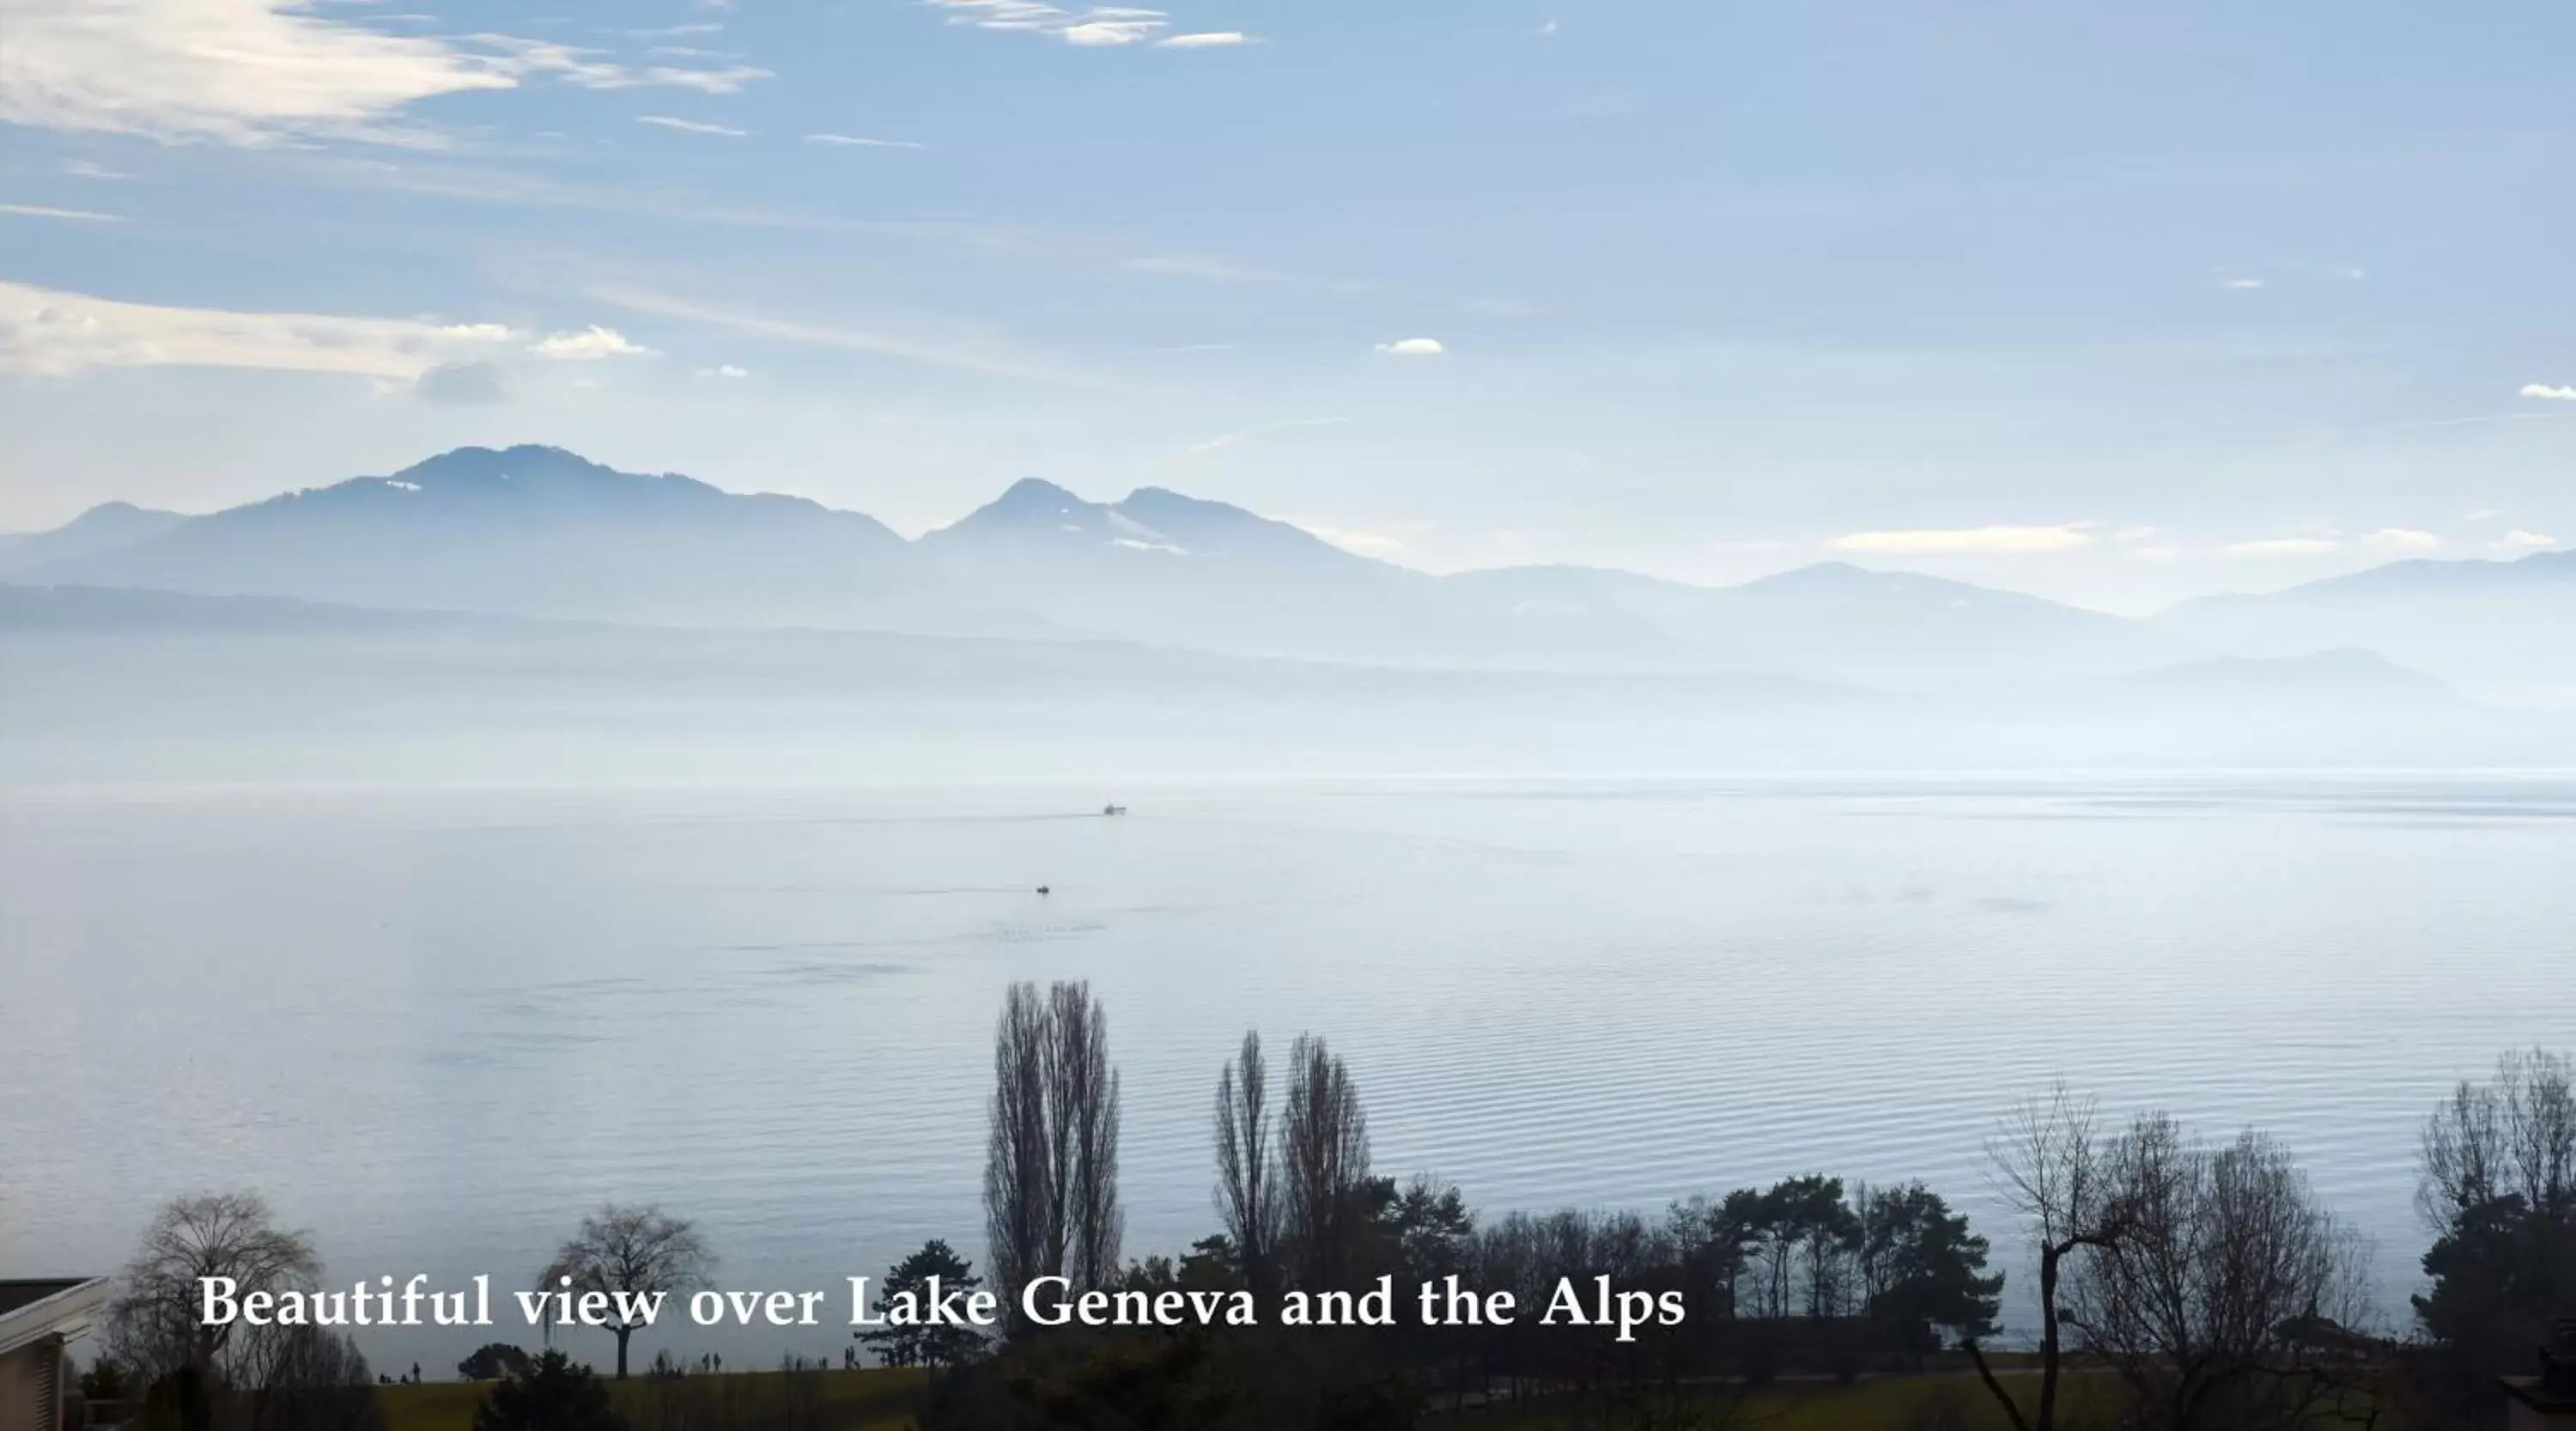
[0,1279,111,1357]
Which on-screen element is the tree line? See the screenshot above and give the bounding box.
[80,981,2575,1430]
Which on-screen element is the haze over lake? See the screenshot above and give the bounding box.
[6,775,2570,1368]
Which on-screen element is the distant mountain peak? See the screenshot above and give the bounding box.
[0,498,192,576]
[993,476,1088,508]
[373,443,629,493]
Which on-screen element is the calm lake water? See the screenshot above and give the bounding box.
[5,776,2572,1369]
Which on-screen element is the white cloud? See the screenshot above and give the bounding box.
[2224,537,2343,558]
[695,362,750,379]
[2111,526,2159,543]
[805,132,922,149]
[924,0,1176,46]
[2220,277,2266,290]
[2135,545,2180,560]
[1300,522,1406,555]
[2522,383,2576,402]
[635,114,746,136]
[2360,528,2441,551]
[2464,508,2502,522]
[0,0,773,146]
[460,35,772,94]
[414,359,510,405]
[61,159,128,179]
[1155,30,1246,46]
[0,277,516,378]
[1830,525,2094,555]
[0,202,121,222]
[586,282,1097,387]
[0,0,512,143]
[527,325,655,360]
[1061,18,1158,43]
[2495,530,2560,551]
[1375,338,1445,356]
[1534,18,1559,36]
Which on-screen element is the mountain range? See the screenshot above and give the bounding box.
[7,444,2571,705]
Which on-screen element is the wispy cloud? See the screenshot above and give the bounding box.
[415,359,510,405]
[526,325,655,359]
[0,0,511,143]
[695,362,750,379]
[1123,253,1281,283]
[2522,382,2576,402]
[2360,528,2440,551]
[1375,338,1445,356]
[635,114,747,137]
[1176,432,1243,459]
[923,0,1174,46]
[1831,525,2094,555]
[2219,277,2265,291]
[0,202,122,222]
[0,0,773,145]
[2464,508,2502,522]
[60,159,129,179]
[1135,430,1246,473]
[460,34,772,94]
[2224,537,2342,558]
[1156,30,1247,46]
[1299,522,1408,556]
[2495,530,2559,551]
[0,277,518,378]
[805,132,923,149]
[586,283,1097,387]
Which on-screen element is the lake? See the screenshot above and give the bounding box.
[4,775,2571,1371]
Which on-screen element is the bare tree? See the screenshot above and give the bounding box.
[982,979,1125,1324]
[1214,1030,1282,1300]
[1048,980,1123,1290]
[985,981,1055,1318]
[234,1325,382,1431]
[2421,1047,2574,1225]
[1279,1032,1371,1290]
[2413,1048,2576,1395]
[2065,1117,2379,1431]
[106,1192,322,1385]
[538,1204,714,1379]
[1968,1087,2131,1431]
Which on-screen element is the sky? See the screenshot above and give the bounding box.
[0,0,2570,613]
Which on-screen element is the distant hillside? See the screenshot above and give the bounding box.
[2154,551,2576,706]
[6,585,2560,783]
[13,443,2570,699]
[0,501,189,575]
[914,478,1680,667]
[21,446,1031,636]
[1449,561,2167,687]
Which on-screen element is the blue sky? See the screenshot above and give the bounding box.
[1,0,2570,611]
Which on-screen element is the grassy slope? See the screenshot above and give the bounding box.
[380,1367,2129,1431]
[380,1367,929,1431]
